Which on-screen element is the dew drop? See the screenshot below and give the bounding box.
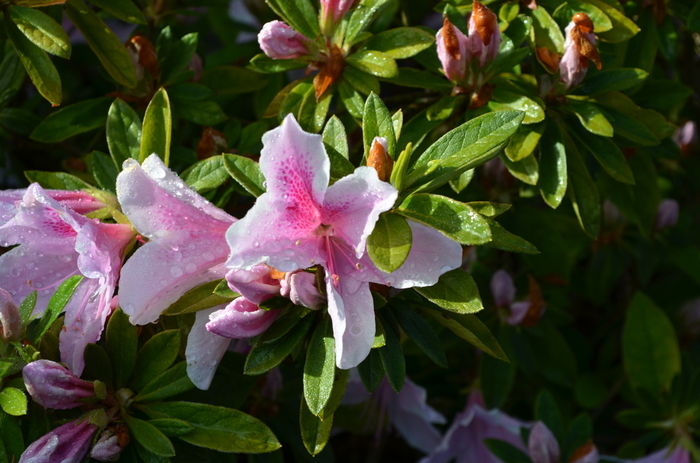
[440,265,452,273]
[185,262,197,273]
[173,251,183,261]
[10,268,19,277]
[350,326,362,336]
[202,251,214,261]
[151,166,166,179]
[170,266,183,278]
[433,256,440,262]
[284,249,294,256]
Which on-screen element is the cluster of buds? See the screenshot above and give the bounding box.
[559,13,602,90]
[436,1,501,101]
[20,360,124,463]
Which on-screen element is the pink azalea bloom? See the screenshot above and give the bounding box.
[490,270,540,326]
[655,199,679,230]
[0,288,21,342]
[436,18,469,82]
[23,359,97,410]
[343,371,446,453]
[225,114,462,369]
[420,390,530,463]
[624,446,690,463]
[258,20,309,60]
[116,154,237,390]
[0,184,133,375]
[528,421,560,463]
[19,418,99,463]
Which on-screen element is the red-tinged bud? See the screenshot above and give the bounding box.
[320,0,356,36]
[560,13,601,89]
[126,35,159,81]
[468,1,501,67]
[90,428,126,462]
[522,0,538,9]
[314,44,344,100]
[674,121,697,157]
[187,53,203,82]
[569,441,599,463]
[469,83,494,109]
[367,137,393,182]
[0,288,20,342]
[536,47,561,74]
[436,17,469,82]
[196,127,228,160]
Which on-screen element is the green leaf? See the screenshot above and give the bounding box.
[248,54,307,74]
[131,330,181,391]
[397,194,492,245]
[381,67,453,91]
[18,291,37,325]
[569,123,634,184]
[337,79,364,119]
[106,308,138,389]
[448,169,474,193]
[148,418,194,437]
[107,98,142,166]
[32,276,83,344]
[377,311,405,392]
[318,368,350,421]
[140,401,281,453]
[201,66,269,96]
[345,0,391,44]
[539,121,567,208]
[29,97,111,143]
[467,202,511,218]
[406,111,524,195]
[422,308,508,361]
[4,15,61,105]
[586,0,639,43]
[323,116,349,159]
[565,98,613,137]
[362,27,435,58]
[531,7,565,53]
[90,151,118,193]
[535,390,564,442]
[484,439,532,463]
[174,99,227,126]
[8,6,71,58]
[484,217,539,254]
[222,153,266,197]
[0,389,26,417]
[266,0,319,39]
[480,339,516,409]
[579,68,648,95]
[501,152,539,185]
[83,343,113,390]
[343,65,380,96]
[125,415,176,457]
[300,400,333,456]
[0,51,27,108]
[140,88,172,165]
[181,156,229,193]
[88,0,146,24]
[0,409,23,463]
[415,269,483,315]
[393,307,447,368]
[426,96,464,122]
[134,362,195,402]
[552,0,612,32]
[592,91,675,142]
[346,50,398,78]
[160,33,198,85]
[162,280,233,316]
[244,314,315,375]
[357,348,384,393]
[564,129,601,238]
[490,89,544,124]
[303,318,336,416]
[505,122,544,162]
[24,171,90,190]
[367,213,412,273]
[623,292,681,394]
[363,92,396,158]
[65,0,137,88]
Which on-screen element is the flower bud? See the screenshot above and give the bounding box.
[281,271,326,309]
[126,35,159,81]
[19,418,98,463]
[560,13,601,90]
[320,0,355,36]
[90,429,124,462]
[207,297,279,338]
[490,270,515,309]
[655,199,679,230]
[23,360,97,410]
[367,137,394,182]
[468,1,501,68]
[0,288,21,342]
[196,127,228,160]
[258,21,309,60]
[673,121,697,156]
[568,441,599,463]
[187,53,203,82]
[528,421,560,463]
[226,266,280,305]
[436,17,469,82]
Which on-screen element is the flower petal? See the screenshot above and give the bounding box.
[226,193,323,272]
[326,273,374,369]
[206,297,279,339]
[391,378,446,453]
[491,270,515,308]
[225,266,280,304]
[322,166,397,257]
[185,306,231,390]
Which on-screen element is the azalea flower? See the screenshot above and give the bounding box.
[0,184,133,375]
[343,370,446,453]
[420,390,530,463]
[225,114,462,369]
[19,416,100,463]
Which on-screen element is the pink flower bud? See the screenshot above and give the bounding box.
[23,360,97,410]
[281,271,325,309]
[90,430,123,462]
[569,441,599,463]
[206,297,279,339]
[187,53,203,82]
[528,421,560,463]
[19,418,98,463]
[674,121,697,156]
[436,17,469,82]
[320,0,355,35]
[490,270,515,308]
[258,20,309,60]
[559,14,600,90]
[226,266,280,305]
[508,301,532,326]
[655,199,679,230]
[468,1,501,68]
[0,288,21,342]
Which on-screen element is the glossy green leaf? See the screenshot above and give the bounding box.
[367,213,412,273]
[362,27,435,58]
[131,330,181,391]
[415,269,483,314]
[490,89,544,124]
[148,418,194,437]
[323,115,349,159]
[318,368,350,421]
[244,314,315,375]
[107,98,142,166]
[343,65,380,96]
[552,0,612,32]
[0,389,26,417]
[468,202,511,218]
[592,91,675,142]
[426,96,464,122]
[570,123,634,184]
[134,362,195,403]
[30,97,111,143]
[125,415,176,457]
[531,7,565,53]
[248,53,307,74]
[65,0,137,88]
[564,129,601,238]
[83,343,113,390]
[580,68,648,95]
[377,311,405,392]
[587,0,639,43]
[266,0,318,39]
[304,318,336,416]
[140,88,172,165]
[483,217,539,254]
[201,66,269,96]
[24,170,89,190]
[162,280,233,316]
[501,152,539,186]
[182,156,229,193]
[448,169,474,193]
[9,6,71,58]
[140,401,281,453]
[4,16,61,105]
[346,50,398,78]
[300,399,333,456]
[363,92,396,158]
[565,99,613,137]
[18,291,37,325]
[88,0,146,24]
[90,150,118,193]
[32,275,83,344]
[623,293,680,394]
[381,67,453,91]
[422,307,508,361]
[539,121,567,208]
[222,153,266,197]
[505,122,544,162]
[0,51,27,108]
[337,79,364,119]
[345,0,391,44]
[397,194,491,245]
[357,346,384,393]
[393,307,447,367]
[106,308,138,389]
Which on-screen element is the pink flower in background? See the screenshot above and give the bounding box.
[225,114,461,369]
[655,199,679,230]
[0,184,133,375]
[90,429,123,462]
[528,421,560,463]
[625,446,689,463]
[490,270,542,326]
[0,288,21,342]
[258,21,310,60]
[673,121,697,156]
[23,360,97,410]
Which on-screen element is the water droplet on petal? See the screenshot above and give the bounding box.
[202,252,214,261]
[151,166,166,179]
[10,268,19,277]
[170,266,183,278]
[440,265,452,273]
[185,262,197,273]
